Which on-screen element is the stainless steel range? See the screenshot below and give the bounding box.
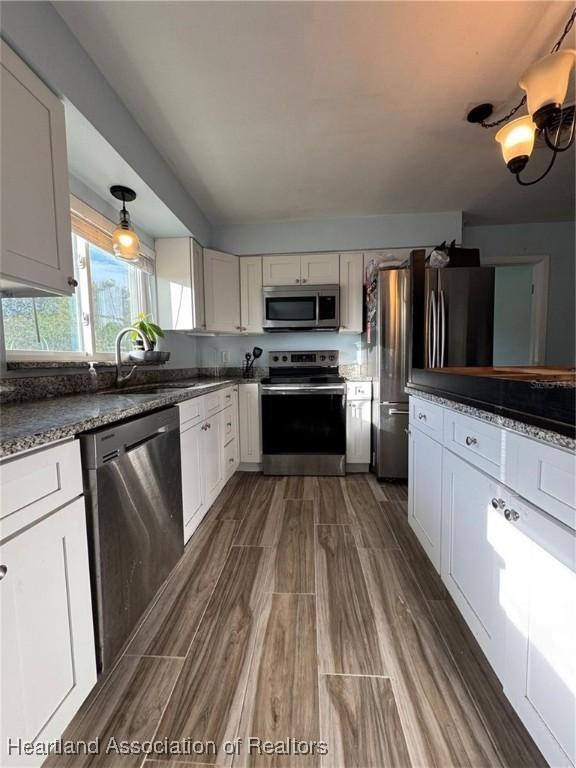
[261,350,346,476]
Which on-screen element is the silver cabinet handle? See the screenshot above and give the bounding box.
[417,412,427,421]
[404,427,411,436]
[0,565,7,580]
[229,457,235,463]
[439,289,446,367]
[491,498,505,509]
[465,436,478,446]
[390,409,409,415]
[431,290,438,367]
[504,508,520,522]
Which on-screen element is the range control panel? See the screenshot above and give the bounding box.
[268,350,339,367]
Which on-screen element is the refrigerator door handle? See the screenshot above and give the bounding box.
[431,290,438,367]
[439,289,446,367]
[426,294,432,366]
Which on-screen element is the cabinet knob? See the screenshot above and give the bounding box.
[295,279,300,284]
[504,508,520,522]
[67,277,78,287]
[301,278,307,283]
[417,412,427,421]
[206,422,211,429]
[229,457,235,463]
[491,498,505,509]
[465,435,478,446]
[0,565,7,580]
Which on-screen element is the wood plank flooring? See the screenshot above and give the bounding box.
[45,473,546,768]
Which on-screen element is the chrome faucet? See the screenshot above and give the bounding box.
[115,326,151,387]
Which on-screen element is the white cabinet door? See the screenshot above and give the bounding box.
[203,410,224,507]
[408,426,443,571]
[156,237,206,331]
[204,249,241,332]
[180,421,205,543]
[300,253,339,285]
[240,256,263,333]
[0,42,74,296]
[500,497,576,768]
[441,450,505,676]
[239,383,261,464]
[339,252,364,332]
[346,400,371,465]
[262,254,301,286]
[0,498,96,767]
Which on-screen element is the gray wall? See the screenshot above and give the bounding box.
[1,1,210,244]
[463,221,575,365]
[212,211,462,254]
[493,265,533,366]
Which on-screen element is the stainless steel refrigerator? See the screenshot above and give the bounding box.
[367,265,495,480]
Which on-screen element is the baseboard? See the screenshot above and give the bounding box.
[238,462,262,472]
[346,463,370,473]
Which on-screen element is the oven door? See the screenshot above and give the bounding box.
[261,385,346,475]
[263,288,319,330]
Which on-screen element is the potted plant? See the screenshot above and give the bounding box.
[130,313,165,351]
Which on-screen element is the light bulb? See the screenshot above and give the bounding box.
[112,225,140,260]
[495,115,536,174]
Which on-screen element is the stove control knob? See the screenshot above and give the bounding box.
[329,354,336,361]
[272,355,279,362]
[320,355,326,361]
[282,355,288,362]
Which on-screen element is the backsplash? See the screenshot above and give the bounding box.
[196,332,364,370]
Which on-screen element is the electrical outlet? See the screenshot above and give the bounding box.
[220,350,230,363]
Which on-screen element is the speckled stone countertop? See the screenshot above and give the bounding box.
[0,379,236,459]
[407,389,576,451]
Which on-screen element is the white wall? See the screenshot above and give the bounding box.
[195,332,363,371]
[212,211,462,255]
[463,221,575,365]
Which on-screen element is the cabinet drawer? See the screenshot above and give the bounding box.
[204,390,223,416]
[504,431,576,530]
[409,396,443,440]
[0,440,83,541]
[223,405,237,446]
[346,381,372,400]
[443,410,504,479]
[224,439,238,481]
[178,396,205,427]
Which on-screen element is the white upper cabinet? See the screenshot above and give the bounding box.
[204,249,241,333]
[156,237,206,331]
[339,252,364,333]
[0,42,75,296]
[262,253,339,286]
[240,256,263,333]
[262,254,301,285]
[300,253,339,284]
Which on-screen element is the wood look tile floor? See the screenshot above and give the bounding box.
[45,473,546,768]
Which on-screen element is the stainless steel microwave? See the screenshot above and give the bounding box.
[262,285,340,331]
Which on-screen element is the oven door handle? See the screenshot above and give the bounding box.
[261,385,346,395]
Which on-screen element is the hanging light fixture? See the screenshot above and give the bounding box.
[110,185,140,261]
[467,7,576,186]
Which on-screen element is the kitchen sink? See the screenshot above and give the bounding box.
[99,383,197,396]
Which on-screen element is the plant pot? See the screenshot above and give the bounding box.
[133,339,156,351]
[128,350,171,364]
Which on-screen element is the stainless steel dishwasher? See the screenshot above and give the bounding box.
[80,407,183,672]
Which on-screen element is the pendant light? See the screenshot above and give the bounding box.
[467,7,576,186]
[110,185,140,261]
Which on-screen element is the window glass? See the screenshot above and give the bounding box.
[2,294,82,353]
[89,244,143,353]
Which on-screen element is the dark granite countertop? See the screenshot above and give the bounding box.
[407,366,576,440]
[0,378,237,459]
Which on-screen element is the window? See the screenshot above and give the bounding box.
[2,200,155,360]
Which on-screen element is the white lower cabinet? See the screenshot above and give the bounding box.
[409,393,576,768]
[346,400,371,467]
[441,450,506,675]
[499,495,576,768]
[179,387,238,543]
[239,383,261,466]
[0,497,97,767]
[408,425,442,570]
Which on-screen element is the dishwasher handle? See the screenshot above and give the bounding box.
[125,425,172,453]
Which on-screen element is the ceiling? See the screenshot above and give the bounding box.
[54,1,575,227]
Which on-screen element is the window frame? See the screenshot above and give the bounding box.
[4,198,156,363]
